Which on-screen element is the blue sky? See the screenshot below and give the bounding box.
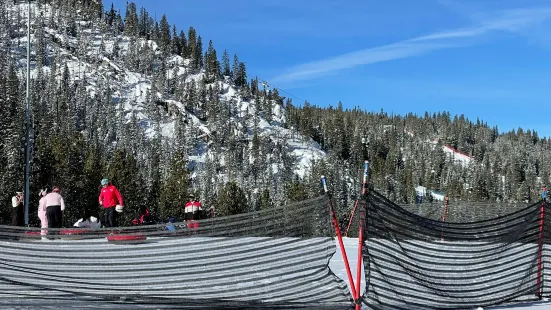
[110,0,551,137]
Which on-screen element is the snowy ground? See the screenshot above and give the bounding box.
[331,237,550,310]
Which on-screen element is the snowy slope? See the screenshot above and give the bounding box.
[425,138,473,167]
[443,144,473,167]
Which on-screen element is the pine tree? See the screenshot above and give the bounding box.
[205,40,219,82]
[112,37,120,57]
[158,151,190,220]
[0,61,23,223]
[146,132,162,216]
[195,36,203,69]
[159,14,171,52]
[231,53,239,82]
[113,9,124,34]
[171,25,180,55]
[187,26,197,65]
[259,188,273,209]
[107,149,147,225]
[151,21,160,41]
[286,177,309,203]
[106,3,116,26]
[178,30,187,57]
[80,144,105,219]
[138,7,151,37]
[124,2,139,37]
[217,181,248,216]
[35,12,47,67]
[237,62,247,87]
[221,49,230,77]
[47,132,87,226]
[200,149,218,207]
[251,132,261,185]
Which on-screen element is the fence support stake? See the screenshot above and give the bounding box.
[321,176,357,302]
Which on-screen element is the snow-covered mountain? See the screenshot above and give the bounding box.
[6,1,325,184]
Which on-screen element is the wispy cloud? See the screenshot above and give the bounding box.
[437,1,551,47]
[270,7,551,85]
[270,42,460,85]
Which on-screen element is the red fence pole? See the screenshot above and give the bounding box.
[321,176,358,302]
[441,195,449,221]
[441,196,449,241]
[355,203,365,310]
[346,161,370,238]
[354,161,369,309]
[536,200,545,298]
[344,199,359,237]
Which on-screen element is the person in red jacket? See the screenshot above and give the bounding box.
[98,178,124,228]
[185,194,202,228]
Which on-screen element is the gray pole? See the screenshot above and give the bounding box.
[23,0,31,226]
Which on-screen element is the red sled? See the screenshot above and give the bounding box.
[107,233,147,244]
[24,231,41,236]
[60,229,93,235]
[60,229,95,240]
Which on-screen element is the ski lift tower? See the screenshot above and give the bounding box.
[14,0,36,226]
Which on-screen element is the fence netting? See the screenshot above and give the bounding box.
[399,201,537,222]
[0,195,353,309]
[364,189,551,309]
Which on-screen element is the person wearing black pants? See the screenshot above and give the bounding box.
[104,206,117,228]
[46,205,63,228]
[44,187,66,235]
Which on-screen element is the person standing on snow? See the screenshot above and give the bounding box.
[185,194,202,228]
[38,188,48,237]
[11,191,24,226]
[98,178,124,228]
[44,186,65,229]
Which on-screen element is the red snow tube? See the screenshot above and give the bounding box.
[60,229,95,240]
[60,229,92,235]
[24,231,41,236]
[107,233,147,244]
[22,231,43,241]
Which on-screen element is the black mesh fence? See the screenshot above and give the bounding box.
[363,189,550,309]
[399,201,538,223]
[0,195,354,309]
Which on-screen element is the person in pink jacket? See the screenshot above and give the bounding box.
[44,186,66,230]
[38,188,48,237]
